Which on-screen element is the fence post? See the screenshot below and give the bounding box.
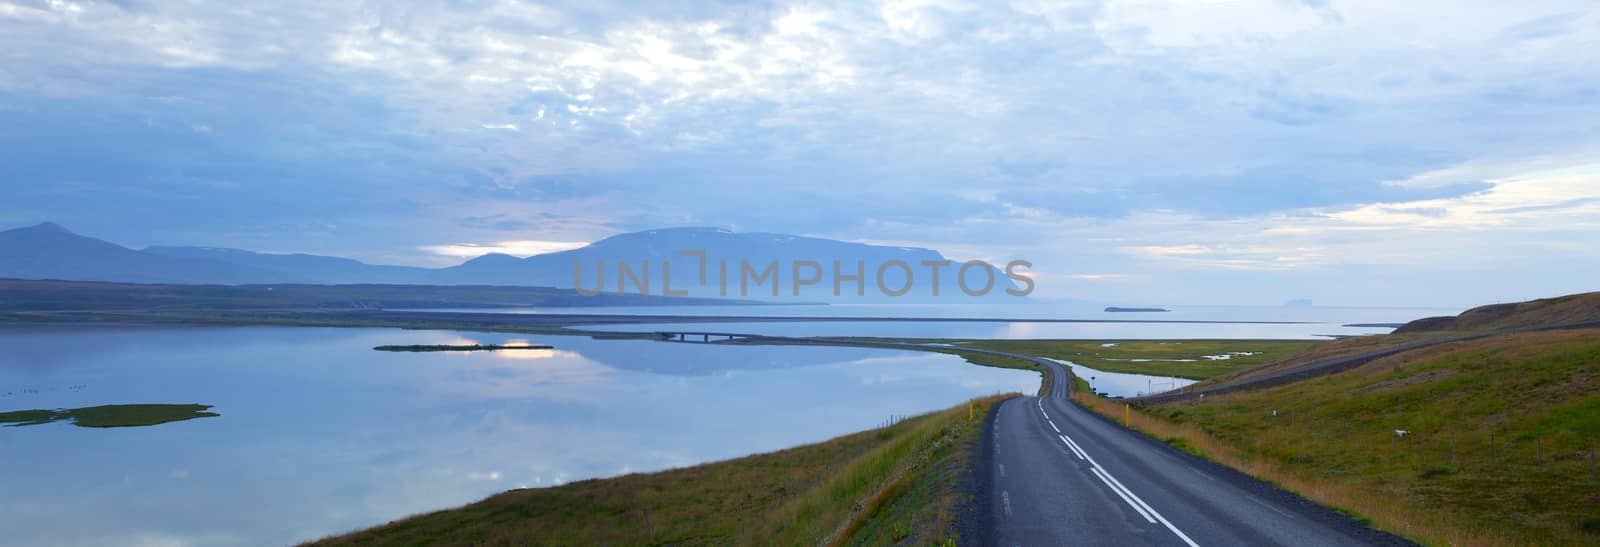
[1450,432,1457,467]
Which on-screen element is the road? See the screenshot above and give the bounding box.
[980,354,1410,546]
[737,337,1411,545]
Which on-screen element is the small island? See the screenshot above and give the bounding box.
[374,344,554,352]
[1,404,219,428]
[1104,306,1170,313]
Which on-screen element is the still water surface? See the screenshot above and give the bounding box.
[427,304,1454,339]
[0,326,1036,546]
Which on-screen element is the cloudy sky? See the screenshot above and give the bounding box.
[2,0,1597,307]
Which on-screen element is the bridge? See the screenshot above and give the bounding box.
[654,331,761,343]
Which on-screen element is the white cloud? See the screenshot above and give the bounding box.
[420,239,589,259]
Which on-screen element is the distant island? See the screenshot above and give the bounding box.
[374,344,554,352]
[1104,306,1170,313]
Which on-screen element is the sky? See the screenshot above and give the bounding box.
[1,0,1597,307]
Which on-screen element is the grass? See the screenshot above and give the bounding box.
[849,338,1316,380]
[372,344,553,352]
[0,403,219,428]
[308,394,1016,546]
[936,350,1052,397]
[1074,328,1600,546]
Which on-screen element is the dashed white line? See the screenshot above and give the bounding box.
[1002,490,1014,518]
[1048,420,1060,433]
[999,463,1007,478]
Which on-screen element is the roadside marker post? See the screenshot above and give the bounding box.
[1124,404,1130,427]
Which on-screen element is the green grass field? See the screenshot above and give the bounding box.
[1080,328,1600,546]
[848,338,1316,379]
[309,394,1014,546]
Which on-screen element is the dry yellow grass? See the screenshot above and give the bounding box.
[1076,328,1600,546]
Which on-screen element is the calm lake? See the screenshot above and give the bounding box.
[424,303,1457,339]
[0,326,1037,546]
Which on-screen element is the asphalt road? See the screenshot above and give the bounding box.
[982,355,1411,546]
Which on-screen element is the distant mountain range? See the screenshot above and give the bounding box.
[0,223,1023,302]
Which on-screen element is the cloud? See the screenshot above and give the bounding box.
[0,0,1597,304]
[420,240,590,259]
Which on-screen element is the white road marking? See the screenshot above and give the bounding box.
[1061,432,1201,547]
[1058,435,1087,460]
[999,463,1007,478]
[1002,491,1014,518]
[1091,467,1155,523]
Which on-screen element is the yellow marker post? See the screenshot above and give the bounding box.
[969,401,973,421]
[1124,404,1130,427]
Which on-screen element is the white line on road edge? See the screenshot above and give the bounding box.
[1062,432,1201,547]
[1049,420,1061,433]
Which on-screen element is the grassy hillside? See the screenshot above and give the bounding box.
[309,394,1014,546]
[1395,291,1600,333]
[1088,328,1600,545]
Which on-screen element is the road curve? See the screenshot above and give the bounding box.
[735,337,1413,546]
[984,356,1410,546]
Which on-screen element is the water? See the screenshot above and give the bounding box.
[573,320,1386,339]
[419,303,1456,339]
[0,326,1036,546]
[1049,359,1198,398]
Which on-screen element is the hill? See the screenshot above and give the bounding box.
[0,222,283,284]
[0,279,743,312]
[1394,292,1600,333]
[434,227,1020,301]
[0,223,1021,301]
[1091,290,1600,545]
[1113,327,1600,545]
[143,245,432,284]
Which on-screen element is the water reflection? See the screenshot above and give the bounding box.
[0,326,1036,546]
[1049,358,1197,398]
[574,319,1393,339]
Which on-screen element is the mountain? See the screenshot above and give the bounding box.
[143,246,432,284]
[0,222,284,284]
[0,223,1028,302]
[434,227,1023,301]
